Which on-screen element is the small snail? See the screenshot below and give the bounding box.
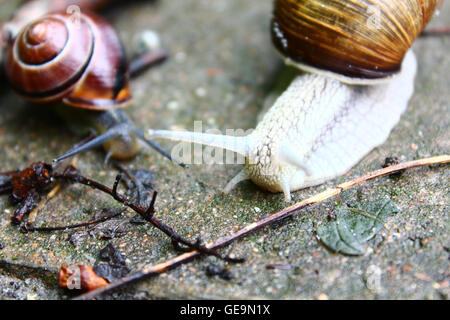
[146,0,442,201]
[2,0,178,165]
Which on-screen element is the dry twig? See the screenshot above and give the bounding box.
[53,168,243,263]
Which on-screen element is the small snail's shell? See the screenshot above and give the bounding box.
[3,0,121,38]
[4,11,131,110]
[272,0,442,83]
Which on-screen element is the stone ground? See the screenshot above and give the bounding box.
[0,0,448,300]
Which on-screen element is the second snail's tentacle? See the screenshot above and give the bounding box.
[104,150,114,165]
[53,123,182,166]
[134,129,188,168]
[53,126,123,162]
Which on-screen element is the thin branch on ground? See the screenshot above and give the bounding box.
[24,207,128,232]
[1,163,241,262]
[53,168,244,263]
[74,154,450,300]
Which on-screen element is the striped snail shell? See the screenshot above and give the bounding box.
[4,11,131,110]
[271,0,442,83]
[1,0,122,42]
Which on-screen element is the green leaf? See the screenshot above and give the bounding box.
[317,199,398,256]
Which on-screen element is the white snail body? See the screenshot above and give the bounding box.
[146,0,439,201]
[148,50,416,201]
[244,50,417,201]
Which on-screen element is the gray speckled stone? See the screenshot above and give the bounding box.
[0,0,448,300]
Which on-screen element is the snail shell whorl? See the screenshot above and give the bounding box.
[4,12,131,110]
[272,0,441,82]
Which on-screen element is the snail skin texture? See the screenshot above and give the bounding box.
[146,0,439,202]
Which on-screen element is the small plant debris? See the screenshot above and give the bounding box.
[59,265,109,292]
[316,198,398,255]
[0,162,54,223]
[127,168,156,189]
[265,264,292,270]
[113,163,156,208]
[69,230,90,247]
[205,264,233,281]
[382,157,404,178]
[59,244,130,292]
[94,243,130,282]
[383,157,401,168]
[129,214,147,225]
[89,219,130,240]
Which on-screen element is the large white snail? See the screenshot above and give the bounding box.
[146,0,442,201]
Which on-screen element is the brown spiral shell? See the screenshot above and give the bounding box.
[4,11,131,110]
[271,0,442,82]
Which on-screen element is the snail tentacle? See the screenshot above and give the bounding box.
[146,129,253,157]
[224,169,250,194]
[53,123,129,163]
[134,128,188,168]
[53,121,184,166]
[280,173,293,202]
